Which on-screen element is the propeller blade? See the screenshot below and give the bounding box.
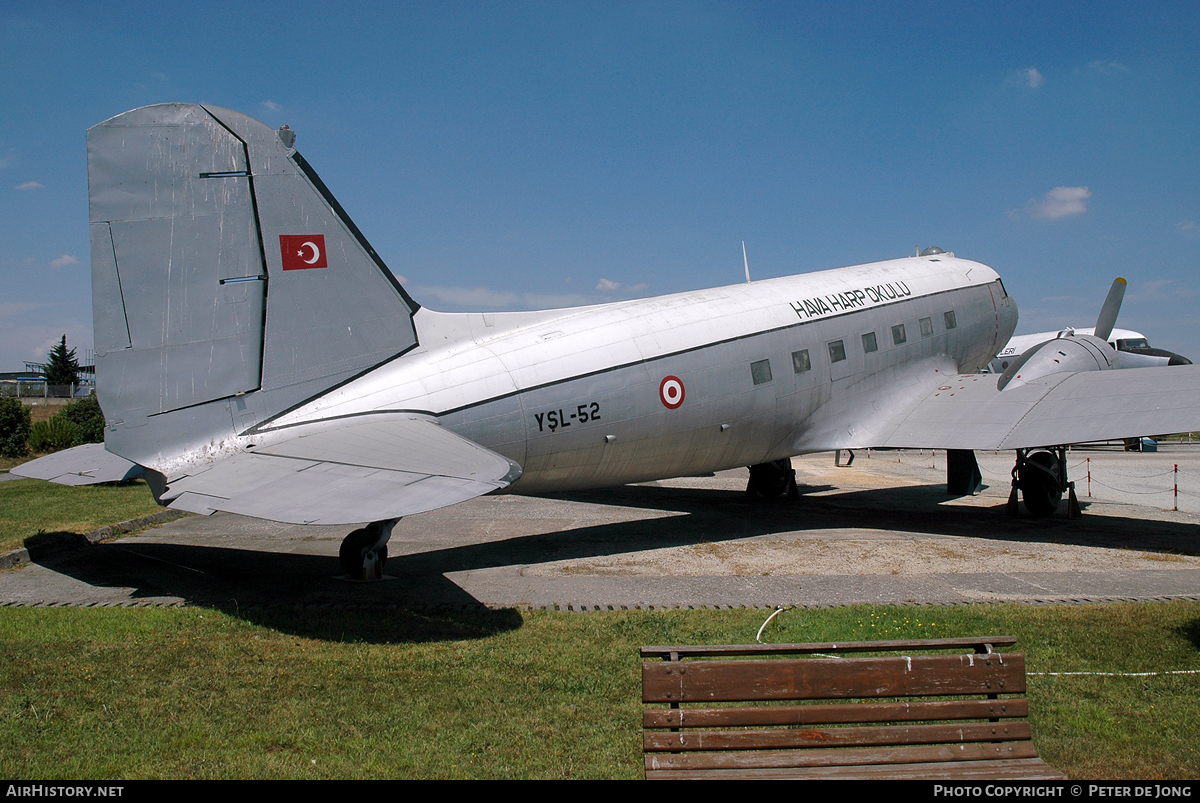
[1093,277,1127,342]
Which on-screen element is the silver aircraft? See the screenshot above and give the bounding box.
[988,278,1192,373]
[17,104,1200,578]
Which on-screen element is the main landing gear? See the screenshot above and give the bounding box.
[746,458,801,500]
[1008,447,1081,518]
[339,519,400,580]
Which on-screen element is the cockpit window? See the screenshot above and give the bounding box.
[1116,338,1149,351]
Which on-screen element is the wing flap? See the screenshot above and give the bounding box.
[161,416,522,525]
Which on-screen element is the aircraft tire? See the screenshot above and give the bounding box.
[748,459,792,499]
[1019,450,1062,517]
[339,527,388,579]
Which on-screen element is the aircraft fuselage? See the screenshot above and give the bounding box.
[270,254,1017,493]
[993,327,1189,371]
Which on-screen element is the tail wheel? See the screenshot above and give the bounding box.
[1018,450,1063,517]
[339,526,388,579]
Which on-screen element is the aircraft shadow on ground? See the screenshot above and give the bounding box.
[25,536,525,643]
[544,481,1200,555]
[1177,618,1200,651]
[24,478,1200,641]
[238,605,526,644]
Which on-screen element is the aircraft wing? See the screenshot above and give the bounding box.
[791,360,1200,453]
[876,365,1200,451]
[11,442,145,485]
[159,415,522,526]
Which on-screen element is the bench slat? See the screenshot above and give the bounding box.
[644,698,1029,728]
[641,637,1017,659]
[643,654,1025,703]
[644,721,1032,752]
[647,758,1068,780]
[646,740,1041,771]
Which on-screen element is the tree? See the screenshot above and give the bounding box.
[44,335,80,386]
[58,394,105,445]
[0,397,31,458]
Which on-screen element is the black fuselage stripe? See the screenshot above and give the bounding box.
[257,280,991,431]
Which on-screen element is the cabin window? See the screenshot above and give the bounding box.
[792,349,811,373]
[892,324,906,345]
[944,310,957,330]
[751,359,773,385]
[861,332,878,353]
[919,317,934,337]
[828,340,846,363]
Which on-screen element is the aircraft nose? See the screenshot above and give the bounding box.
[1168,353,1192,366]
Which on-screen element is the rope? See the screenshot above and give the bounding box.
[1030,669,1200,677]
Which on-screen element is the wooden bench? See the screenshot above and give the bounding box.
[642,636,1066,780]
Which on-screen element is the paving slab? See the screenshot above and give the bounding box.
[3,448,1199,609]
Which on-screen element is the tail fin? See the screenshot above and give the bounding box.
[89,103,419,472]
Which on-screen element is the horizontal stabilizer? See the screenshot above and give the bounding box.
[10,443,145,486]
[160,415,522,525]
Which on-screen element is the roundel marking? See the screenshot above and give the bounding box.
[659,375,685,409]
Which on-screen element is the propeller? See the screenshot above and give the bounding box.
[1093,277,1127,342]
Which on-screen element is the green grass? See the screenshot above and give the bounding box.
[0,478,163,554]
[1,602,1198,779]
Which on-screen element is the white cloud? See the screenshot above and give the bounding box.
[48,254,79,268]
[0,301,43,319]
[1020,67,1043,88]
[15,181,42,190]
[261,100,282,112]
[415,285,517,308]
[1080,60,1128,75]
[1125,278,1198,303]
[411,283,622,311]
[596,277,649,292]
[520,291,601,308]
[1013,186,1091,220]
[132,72,171,94]
[0,305,91,371]
[1177,221,1200,239]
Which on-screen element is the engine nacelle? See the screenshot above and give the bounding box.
[997,334,1119,391]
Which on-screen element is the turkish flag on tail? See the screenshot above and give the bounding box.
[279,235,328,270]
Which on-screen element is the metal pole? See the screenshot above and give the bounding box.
[1087,457,1091,498]
[1174,464,1178,512]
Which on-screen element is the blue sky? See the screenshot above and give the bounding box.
[2,1,1197,370]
